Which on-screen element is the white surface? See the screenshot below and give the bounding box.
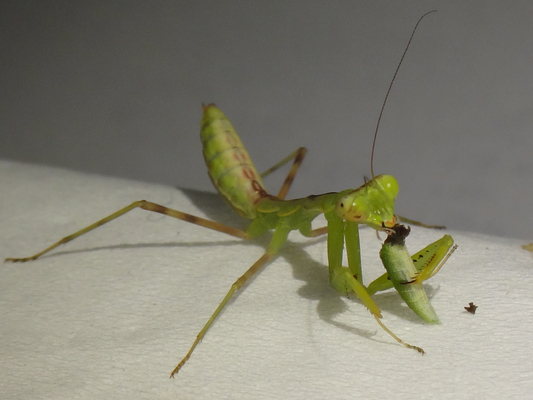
[2,2,533,239]
[2,160,533,400]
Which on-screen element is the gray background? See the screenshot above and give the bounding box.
[2,1,532,239]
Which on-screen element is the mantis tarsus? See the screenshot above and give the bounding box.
[5,10,456,378]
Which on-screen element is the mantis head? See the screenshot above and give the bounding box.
[335,174,399,230]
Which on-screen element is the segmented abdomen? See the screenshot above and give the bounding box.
[200,104,266,219]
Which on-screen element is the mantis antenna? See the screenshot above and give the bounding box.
[370,10,436,178]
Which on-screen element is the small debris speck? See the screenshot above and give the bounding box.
[464,302,478,314]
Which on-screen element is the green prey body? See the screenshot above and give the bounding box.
[379,225,456,324]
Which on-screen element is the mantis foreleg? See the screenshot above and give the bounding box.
[325,211,424,353]
[345,221,362,285]
[6,147,310,263]
[259,147,307,200]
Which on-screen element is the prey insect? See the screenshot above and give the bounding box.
[378,224,457,324]
[5,11,450,377]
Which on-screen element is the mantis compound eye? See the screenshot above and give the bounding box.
[377,174,399,201]
[335,195,367,223]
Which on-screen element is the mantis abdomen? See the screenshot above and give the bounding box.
[200,104,267,219]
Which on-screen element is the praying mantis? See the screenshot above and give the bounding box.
[5,11,457,378]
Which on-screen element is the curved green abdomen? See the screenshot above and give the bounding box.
[200,104,266,218]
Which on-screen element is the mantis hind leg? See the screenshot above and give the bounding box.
[5,200,249,262]
[329,260,425,354]
[326,213,424,354]
[260,147,307,200]
[260,147,328,238]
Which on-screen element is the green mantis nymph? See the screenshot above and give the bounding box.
[5,11,452,378]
